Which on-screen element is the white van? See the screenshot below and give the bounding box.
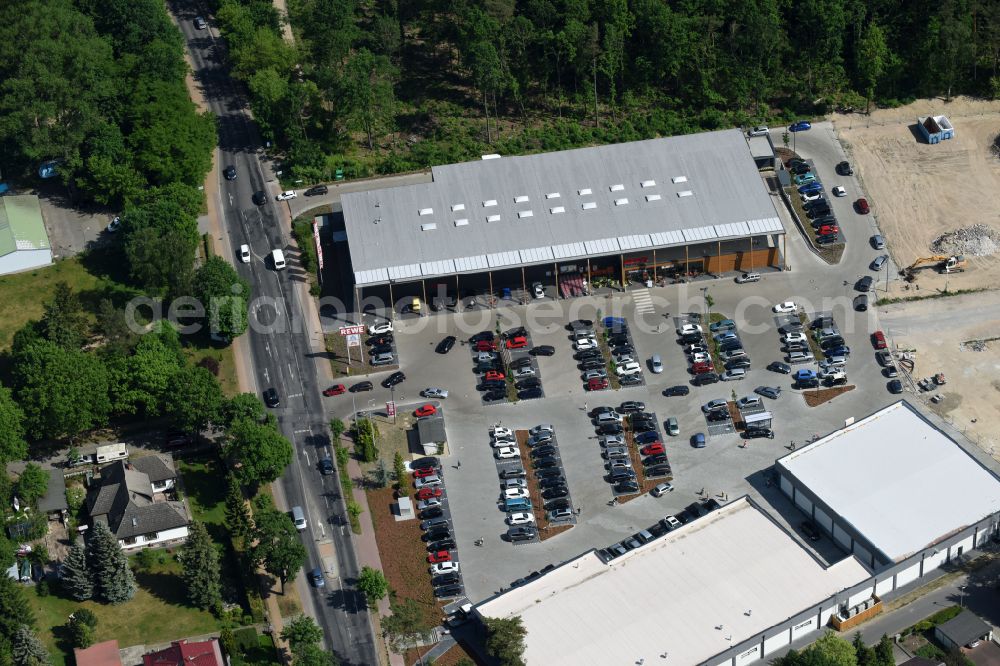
[95,443,129,464]
[272,249,286,270]
[735,272,761,283]
[291,505,307,530]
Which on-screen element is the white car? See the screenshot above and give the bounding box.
[491,426,514,439]
[422,388,449,399]
[574,338,597,351]
[503,487,529,500]
[240,244,251,263]
[494,446,519,459]
[651,482,674,497]
[651,354,663,374]
[430,561,459,575]
[613,354,635,365]
[690,352,710,364]
[582,369,607,381]
[106,216,122,233]
[417,498,442,511]
[616,362,641,376]
[832,186,847,197]
[415,475,442,489]
[662,515,682,530]
[772,301,797,313]
[801,191,824,202]
[532,282,545,299]
[781,332,806,344]
[507,512,535,526]
[678,323,702,336]
[491,438,516,449]
[599,435,625,447]
[747,126,769,137]
[368,322,393,335]
[276,190,297,201]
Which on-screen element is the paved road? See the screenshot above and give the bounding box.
[171,4,376,664]
[286,170,432,219]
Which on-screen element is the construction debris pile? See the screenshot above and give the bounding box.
[930,224,1000,257]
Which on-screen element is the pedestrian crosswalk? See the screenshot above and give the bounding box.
[632,288,654,314]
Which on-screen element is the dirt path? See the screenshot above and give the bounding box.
[836,98,1000,296]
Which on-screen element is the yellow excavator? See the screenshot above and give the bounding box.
[902,255,967,281]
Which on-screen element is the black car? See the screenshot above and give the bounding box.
[367,334,394,345]
[744,428,774,440]
[691,373,719,386]
[304,184,329,197]
[619,401,646,413]
[422,527,450,542]
[530,445,556,459]
[369,344,393,355]
[533,457,559,469]
[767,361,791,374]
[530,345,555,356]
[263,388,280,407]
[888,379,903,394]
[706,410,729,423]
[434,584,464,598]
[349,381,373,393]
[518,388,543,400]
[591,406,617,417]
[539,476,565,489]
[436,336,456,354]
[807,206,831,219]
[596,423,624,435]
[420,507,444,520]
[483,391,506,402]
[252,190,267,205]
[576,349,603,360]
[619,374,643,386]
[680,333,703,344]
[544,498,571,511]
[856,276,874,292]
[820,337,845,350]
[510,357,534,369]
[790,162,811,175]
[580,360,606,371]
[499,467,526,479]
[431,570,459,585]
[836,160,853,175]
[800,521,821,541]
[643,454,668,467]
[505,326,527,339]
[223,165,237,180]
[382,371,405,388]
[477,379,506,390]
[568,319,594,330]
[811,216,836,227]
[719,341,744,353]
[412,457,441,471]
[470,331,495,343]
[815,233,839,246]
[645,464,671,477]
[516,378,541,390]
[662,385,690,397]
[631,419,657,431]
[608,334,629,346]
[507,526,537,542]
[798,378,820,389]
[613,481,640,494]
[535,467,563,479]
[542,486,569,500]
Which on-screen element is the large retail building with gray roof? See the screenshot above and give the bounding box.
[341,129,783,308]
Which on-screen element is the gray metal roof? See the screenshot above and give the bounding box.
[343,129,783,285]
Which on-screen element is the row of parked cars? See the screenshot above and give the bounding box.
[677,317,751,385]
[410,458,465,600]
[592,403,673,496]
[790,159,842,246]
[598,497,723,561]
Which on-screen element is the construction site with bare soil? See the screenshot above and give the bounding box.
[835,98,1000,461]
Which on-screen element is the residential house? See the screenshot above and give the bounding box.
[86,455,189,550]
[934,610,993,651]
[142,639,223,666]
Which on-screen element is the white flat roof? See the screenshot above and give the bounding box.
[475,498,869,666]
[777,401,1000,562]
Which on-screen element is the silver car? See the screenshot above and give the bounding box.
[599,435,625,447]
[582,369,608,381]
[422,387,449,399]
[871,255,889,271]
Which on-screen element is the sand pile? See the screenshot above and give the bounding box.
[930,224,1000,256]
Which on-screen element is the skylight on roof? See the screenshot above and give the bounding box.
[546,192,561,199]
[672,176,688,184]
[454,219,469,227]
[517,210,534,219]
[614,198,629,206]
[421,222,437,231]
[486,214,501,222]
[610,184,624,192]
[578,188,592,196]
[677,190,693,197]
[645,194,662,202]
[483,199,498,208]
[514,195,529,204]
[550,206,565,214]
[419,208,434,216]
[451,203,465,212]
[581,202,597,210]
[641,180,656,188]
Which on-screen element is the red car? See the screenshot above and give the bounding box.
[872,330,887,350]
[691,361,713,374]
[322,384,346,396]
[413,467,437,479]
[415,404,437,417]
[817,225,839,236]
[506,336,528,349]
[484,370,505,381]
[416,487,442,501]
[856,198,870,214]
[474,340,497,352]
[587,377,609,391]
[427,550,451,564]
[640,443,665,456]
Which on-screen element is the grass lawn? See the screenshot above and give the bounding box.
[30,555,219,666]
[0,257,107,349]
[184,344,240,397]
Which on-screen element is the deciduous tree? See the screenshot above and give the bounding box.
[224,419,293,490]
[15,464,49,506]
[484,616,527,666]
[250,496,306,592]
[165,366,224,433]
[356,566,388,607]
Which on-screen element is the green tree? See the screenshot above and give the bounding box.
[178,522,222,610]
[11,626,48,666]
[0,574,36,652]
[392,451,407,491]
[857,23,889,114]
[40,283,88,350]
[67,608,98,649]
[224,474,253,545]
[12,339,110,441]
[290,643,337,666]
[250,496,306,593]
[223,393,267,427]
[60,542,93,601]
[356,566,388,607]
[329,418,345,441]
[853,631,874,666]
[353,418,378,463]
[381,597,430,653]
[87,522,136,604]
[224,419,294,490]
[873,634,894,666]
[0,387,27,464]
[106,331,184,417]
[15,464,49,506]
[280,616,336,666]
[340,49,397,150]
[484,616,527,666]
[165,366,224,432]
[804,632,857,666]
[194,256,251,341]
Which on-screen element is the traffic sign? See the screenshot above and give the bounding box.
[346,334,361,347]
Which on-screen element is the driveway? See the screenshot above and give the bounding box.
[33,182,115,258]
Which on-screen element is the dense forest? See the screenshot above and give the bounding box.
[216,0,1000,182]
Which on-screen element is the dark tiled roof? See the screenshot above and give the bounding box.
[417,416,446,444]
[37,470,67,513]
[937,610,991,647]
[87,461,186,540]
[132,454,176,484]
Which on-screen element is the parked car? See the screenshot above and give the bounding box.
[304,184,329,196]
[871,255,889,271]
[755,386,782,400]
[323,384,346,396]
[530,345,555,356]
[888,379,904,394]
[789,120,812,132]
[872,234,886,249]
[747,126,769,137]
[856,197,870,214]
[772,301,797,313]
[662,385,690,396]
[422,388,449,399]
[436,336,456,354]
[691,373,719,386]
[276,190,297,201]
[691,433,706,448]
[744,427,774,440]
[836,161,853,175]
[735,272,761,283]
